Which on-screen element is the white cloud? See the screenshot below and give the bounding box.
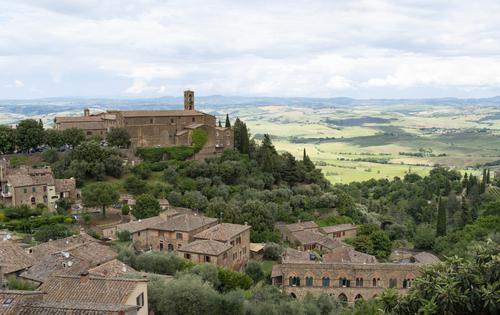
[0,0,500,98]
[14,80,24,87]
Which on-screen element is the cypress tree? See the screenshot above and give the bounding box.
[481,169,487,193]
[461,196,472,227]
[436,196,446,236]
[302,148,314,171]
[225,114,231,128]
[218,120,222,127]
[487,169,491,184]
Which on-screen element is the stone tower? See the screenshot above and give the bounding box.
[184,90,194,110]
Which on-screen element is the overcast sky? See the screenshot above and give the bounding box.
[1,0,500,99]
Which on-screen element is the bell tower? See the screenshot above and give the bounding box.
[184,90,194,110]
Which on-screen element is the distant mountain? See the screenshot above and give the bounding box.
[0,95,500,118]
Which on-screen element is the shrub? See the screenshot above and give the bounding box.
[263,243,283,260]
[192,129,208,152]
[33,224,73,242]
[7,275,36,291]
[116,230,131,242]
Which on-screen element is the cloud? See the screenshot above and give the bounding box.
[14,80,24,87]
[0,0,500,98]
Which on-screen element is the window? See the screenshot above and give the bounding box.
[150,119,154,124]
[192,117,195,122]
[136,293,144,307]
[204,255,211,262]
[356,277,364,287]
[236,236,241,244]
[43,186,47,192]
[230,241,234,246]
[389,278,397,288]
[403,279,413,288]
[171,118,175,123]
[242,247,246,255]
[24,188,28,194]
[322,277,330,287]
[176,233,183,240]
[289,276,300,287]
[306,277,313,287]
[223,252,227,259]
[233,252,237,260]
[339,277,349,287]
[372,278,377,287]
[31,197,36,205]
[184,253,191,259]
[137,232,141,237]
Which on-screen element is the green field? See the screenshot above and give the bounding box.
[231,104,500,184]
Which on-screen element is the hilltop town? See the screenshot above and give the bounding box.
[0,91,498,315]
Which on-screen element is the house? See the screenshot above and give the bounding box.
[178,223,251,270]
[128,214,218,252]
[272,247,427,303]
[249,243,265,260]
[277,221,319,243]
[320,223,357,239]
[88,259,136,278]
[0,162,76,211]
[0,290,45,315]
[39,274,148,315]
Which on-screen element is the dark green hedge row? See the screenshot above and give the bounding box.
[136,145,195,163]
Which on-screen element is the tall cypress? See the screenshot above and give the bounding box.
[436,196,447,236]
[302,148,314,171]
[225,114,231,128]
[461,196,472,227]
[218,120,222,127]
[486,169,491,184]
[481,169,487,193]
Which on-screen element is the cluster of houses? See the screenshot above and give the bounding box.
[0,233,148,314]
[272,221,439,304]
[104,208,251,271]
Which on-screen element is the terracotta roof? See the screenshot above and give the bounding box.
[194,223,250,242]
[323,247,376,264]
[0,290,44,314]
[55,178,75,193]
[285,221,319,232]
[119,110,205,117]
[177,239,231,256]
[117,216,163,234]
[68,242,118,266]
[0,241,36,274]
[153,214,217,232]
[176,130,189,136]
[412,252,440,264]
[282,248,314,263]
[39,275,146,305]
[54,116,105,123]
[27,234,97,261]
[20,253,90,283]
[185,123,204,129]
[15,301,138,315]
[88,259,136,278]
[6,173,55,188]
[291,230,325,245]
[320,223,357,234]
[314,236,345,250]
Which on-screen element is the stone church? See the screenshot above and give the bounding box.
[54,90,234,157]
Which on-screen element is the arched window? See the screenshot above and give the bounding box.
[356,277,364,287]
[403,278,413,288]
[354,294,363,304]
[338,293,348,305]
[389,278,397,288]
[167,244,174,251]
[306,277,313,287]
[289,276,300,287]
[339,277,349,287]
[30,197,36,205]
[372,278,377,287]
[322,277,330,287]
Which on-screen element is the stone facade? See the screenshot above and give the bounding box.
[0,161,76,211]
[53,90,234,156]
[273,261,420,303]
[320,224,357,240]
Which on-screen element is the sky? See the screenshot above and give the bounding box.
[1,0,500,99]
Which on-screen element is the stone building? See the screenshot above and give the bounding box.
[277,221,320,243]
[178,223,251,270]
[320,223,357,239]
[0,161,76,211]
[271,248,437,303]
[54,90,234,157]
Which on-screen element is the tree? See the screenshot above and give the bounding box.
[16,119,44,151]
[135,251,183,275]
[233,118,250,154]
[107,127,130,147]
[436,196,447,236]
[413,224,435,249]
[34,224,73,242]
[302,148,314,171]
[82,182,119,217]
[0,125,16,154]
[125,175,147,195]
[461,195,472,227]
[44,129,64,148]
[132,193,161,219]
[393,243,499,315]
[486,169,491,184]
[244,261,264,283]
[41,148,59,163]
[225,114,231,128]
[263,243,283,260]
[62,128,86,147]
[121,204,130,216]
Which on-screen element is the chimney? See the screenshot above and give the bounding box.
[80,271,89,284]
[84,108,90,117]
